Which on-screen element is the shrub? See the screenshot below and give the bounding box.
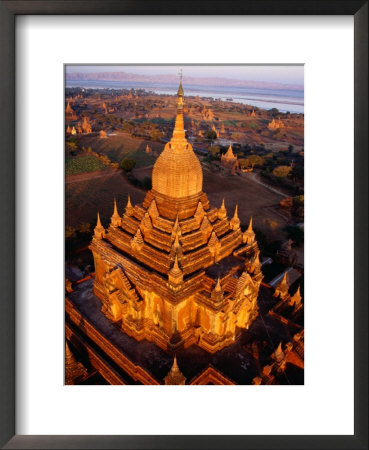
[120,158,136,172]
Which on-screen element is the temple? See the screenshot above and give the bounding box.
[221,144,239,174]
[89,80,262,354]
[65,100,77,121]
[82,116,92,134]
[268,117,285,129]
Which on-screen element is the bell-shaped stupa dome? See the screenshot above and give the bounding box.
[152,79,203,199]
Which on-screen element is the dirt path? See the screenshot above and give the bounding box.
[244,172,288,198]
[66,168,119,184]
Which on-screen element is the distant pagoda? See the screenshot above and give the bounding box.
[221,144,239,174]
[89,79,262,353]
[65,100,77,121]
[268,117,285,129]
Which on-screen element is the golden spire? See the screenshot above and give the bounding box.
[141,212,152,235]
[151,76,203,201]
[200,215,211,236]
[212,276,224,304]
[234,204,239,219]
[125,195,134,216]
[164,355,186,385]
[194,200,205,222]
[218,198,227,220]
[272,342,285,363]
[215,277,222,292]
[171,214,181,238]
[148,199,159,220]
[131,228,144,252]
[281,271,288,287]
[247,216,253,231]
[172,254,181,273]
[65,341,87,385]
[177,69,184,96]
[173,354,179,369]
[273,271,289,299]
[111,198,121,227]
[168,254,183,287]
[173,230,181,251]
[171,70,186,142]
[94,211,105,239]
[230,204,240,230]
[243,216,255,245]
[290,285,302,307]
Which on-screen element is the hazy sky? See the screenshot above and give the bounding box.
[66,65,304,86]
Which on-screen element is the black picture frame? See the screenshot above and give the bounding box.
[0,1,367,449]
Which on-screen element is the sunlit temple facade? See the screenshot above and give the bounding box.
[89,81,263,354]
[221,144,240,174]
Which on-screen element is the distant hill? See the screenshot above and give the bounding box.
[66,71,303,91]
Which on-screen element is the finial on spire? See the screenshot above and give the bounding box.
[215,277,222,292]
[248,216,253,231]
[97,211,102,227]
[234,204,239,219]
[173,354,179,369]
[177,69,184,96]
[174,70,184,123]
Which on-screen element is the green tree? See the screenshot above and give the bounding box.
[269,108,280,117]
[120,158,136,172]
[209,145,220,157]
[273,165,292,178]
[293,195,304,206]
[243,155,264,170]
[150,130,162,142]
[77,222,91,235]
[65,226,76,240]
[67,141,78,150]
[206,130,217,144]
